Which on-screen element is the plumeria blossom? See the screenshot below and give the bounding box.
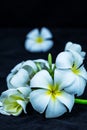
[65,42,86,59]
[7,60,38,89]
[7,58,54,89]
[56,51,87,96]
[30,70,74,118]
[0,87,31,116]
[24,27,53,52]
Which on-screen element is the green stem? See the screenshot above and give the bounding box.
[48,53,52,70]
[75,98,87,104]
[36,63,42,71]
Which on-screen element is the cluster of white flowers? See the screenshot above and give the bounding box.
[0,42,87,118]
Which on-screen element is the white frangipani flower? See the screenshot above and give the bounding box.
[65,42,86,58]
[30,70,74,118]
[7,59,50,89]
[24,27,53,52]
[0,87,31,116]
[56,51,87,96]
[7,60,37,89]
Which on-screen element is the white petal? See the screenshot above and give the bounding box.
[6,73,14,89]
[11,62,24,73]
[30,89,50,113]
[56,52,73,69]
[65,42,82,53]
[11,108,22,116]
[0,107,11,116]
[65,42,73,50]
[24,39,37,52]
[34,59,47,64]
[26,39,53,52]
[30,44,43,52]
[23,60,37,72]
[30,70,53,89]
[17,100,27,113]
[65,42,86,59]
[64,42,84,67]
[10,68,29,87]
[69,50,83,68]
[41,40,53,52]
[26,29,39,39]
[17,87,31,97]
[65,76,86,96]
[54,69,75,90]
[78,65,87,80]
[45,99,67,118]
[40,27,53,39]
[1,89,17,98]
[57,91,74,112]
[0,101,3,106]
[81,51,86,58]
[25,40,43,52]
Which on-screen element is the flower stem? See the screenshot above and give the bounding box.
[36,63,42,71]
[75,98,87,104]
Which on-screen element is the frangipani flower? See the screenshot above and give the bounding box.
[7,60,37,89]
[30,70,74,118]
[65,42,86,59]
[56,51,87,96]
[0,87,31,116]
[24,27,53,52]
[7,58,54,89]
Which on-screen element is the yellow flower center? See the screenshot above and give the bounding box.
[71,64,80,75]
[35,37,44,44]
[46,84,62,100]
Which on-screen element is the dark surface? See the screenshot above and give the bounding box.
[0,28,87,130]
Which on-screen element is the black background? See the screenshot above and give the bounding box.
[0,1,87,130]
[0,0,87,28]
